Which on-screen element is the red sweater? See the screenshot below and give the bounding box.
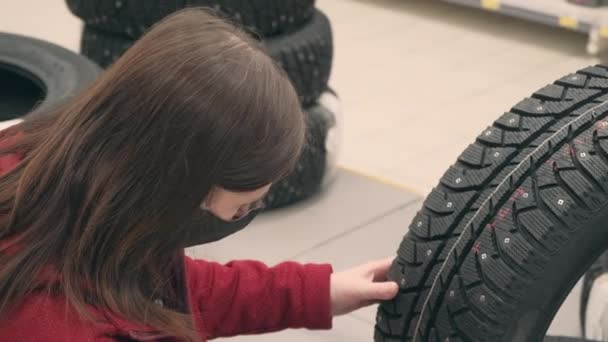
[0,132,333,341]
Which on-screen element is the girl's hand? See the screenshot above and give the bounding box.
[330,258,399,316]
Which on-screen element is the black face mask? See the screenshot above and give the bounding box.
[182,208,262,247]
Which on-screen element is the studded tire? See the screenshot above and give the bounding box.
[375,65,608,342]
[264,90,340,210]
[79,26,132,69]
[263,9,332,107]
[80,10,332,106]
[66,0,316,39]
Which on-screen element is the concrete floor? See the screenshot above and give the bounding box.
[0,0,602,339]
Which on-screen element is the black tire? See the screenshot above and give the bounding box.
[264,90,339,210]
[80,26,133,69]
[375,65,608,342]
[81,10,333,106]
[66,0,315,39]
[263,9,333,107]
[0,32,100,121]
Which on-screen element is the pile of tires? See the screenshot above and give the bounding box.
[375,64,608,342]
[66,0,342,210]
[0,32,100,122]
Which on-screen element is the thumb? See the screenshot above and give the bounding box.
[363,281,399,301]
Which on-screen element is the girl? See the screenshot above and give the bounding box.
[0,8,398,341]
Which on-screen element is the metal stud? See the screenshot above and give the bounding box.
[449,290,455,298]
[479,295,486,303]
[426,249,433,256]
[493,151,500,158]
[455,177,462,184]
[571,76,578,81]
[580,152,587,158]
[536,106,544,111]
[417,221,423,228]
[115,0,123,8]
[603,121,608,127]
[558,199,565,206]
[523,192,529,198]
[508,118,516,124]
[446,202,453,208]
[481,253,487,260]
[484,130,492,136]
[400,278,406,286]
[504,237,510,244]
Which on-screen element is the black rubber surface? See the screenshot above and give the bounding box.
[66,0,315,39]
[263,9,332,107]
[375,65,608,342]
[264,94,336,210]
[81,10,332,106]
[80,26,133,68]
[0,32,100,120]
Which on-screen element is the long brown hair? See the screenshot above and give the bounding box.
[0,8,304,340]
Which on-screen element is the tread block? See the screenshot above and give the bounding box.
[587,77,608,89]
[539,186,577,222]
[442,166,493,190]
[477,126,504,145]
[457,143,490,167]
[580,65,608,78]
[494,112,522,130]
[517,208,567,254]
[397,237,418,264]
[424,188,456,215]
[534,84,565,100]
[465,283,512,323]
[556,73,587,87]
[429,215,456,239]
[494,225,547,275]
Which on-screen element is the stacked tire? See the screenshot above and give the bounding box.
[66,0,341,210]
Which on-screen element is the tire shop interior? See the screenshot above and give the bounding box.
[4,0,608,341]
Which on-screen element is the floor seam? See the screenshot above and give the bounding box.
[290,197,423,260]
